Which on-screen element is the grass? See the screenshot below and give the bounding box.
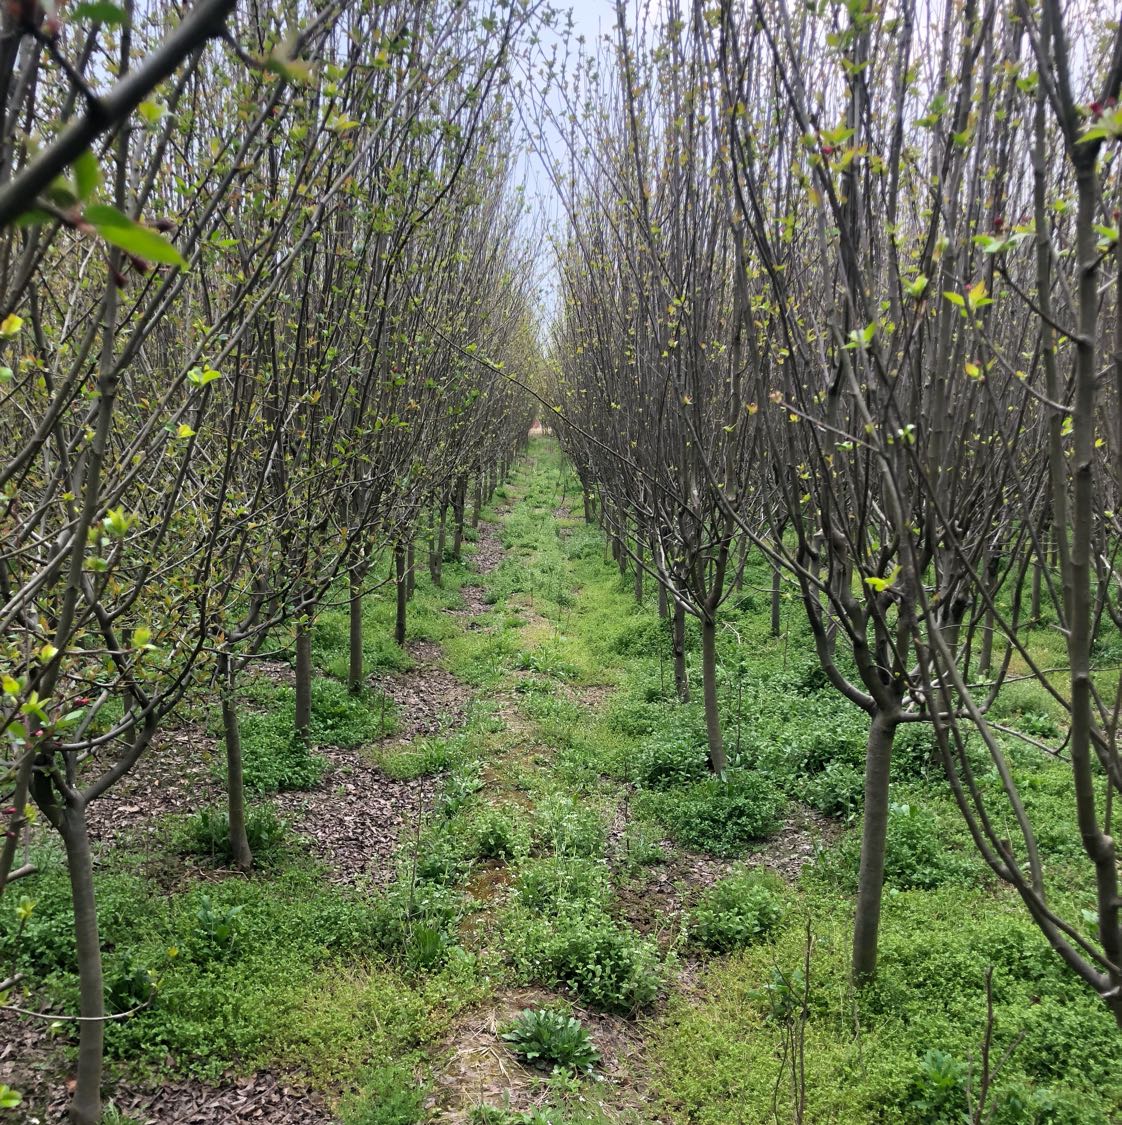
[5,437,1118,1124]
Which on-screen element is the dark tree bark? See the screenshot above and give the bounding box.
[295,619,312,739]
[700,613,725,772]
[852,710,898,982]
[673,602,689,703]
[395,541,408,647]
[348,565,365,694]
[58,805,104,1125]
[219,652,253,871]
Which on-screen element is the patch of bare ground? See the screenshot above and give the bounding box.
[374,638,473,741]
[469,518,506,577]
[611,802,842,943]
[428,987,652,1125]
[0,1012,338,1125]
[84,722,224,851]
[109,1073,340,1125]
[273,745,437,887]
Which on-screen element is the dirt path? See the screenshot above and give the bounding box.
[2,523,506,1125]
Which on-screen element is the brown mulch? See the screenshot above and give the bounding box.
[611,802,842,942]
[468,519,505,577]
[84,723,225,850]
[0,1024,341,1125]
[429,987,651,1124]
[374,639,472,741]
[110,1072,340,1125]
[273,743,437,887]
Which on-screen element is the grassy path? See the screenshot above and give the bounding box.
[4,437,1122,1124]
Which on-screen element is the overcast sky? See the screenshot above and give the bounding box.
[513,0,620,320]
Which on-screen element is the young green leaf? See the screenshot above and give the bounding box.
[73,150,101,201]
[70,1,127,24]
[84,204,188,269]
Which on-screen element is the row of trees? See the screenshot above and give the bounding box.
[0,0,539,1120]
[549,0,1122,1023]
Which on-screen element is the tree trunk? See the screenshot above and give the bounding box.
[701,614,725,773]
[735,537,749,591]
[852,709,898,983]
[658,580,668,619]
[220,652,253,871]
[634,534,644,604]
[451,473,467,562]
[395,542,408,647]
[582,487,593,524]
[979,601,995,676]
[431,502,448,587]
[471,475,483,528]
[295,619,312,739]
[1031,554,1042,622]
[406,539,416,599]
[348,567,364,695]
[673,602,689,702]
[771,566,782,638]
[59,805,104,1125]
[428,506,440,584]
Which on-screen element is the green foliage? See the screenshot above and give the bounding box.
[368,880,466,969]
[826,800,980,892]
[532,792,605,858]
[175,804,287,865]
[461,804,532,861]
[189,895,245,959]
[907,1048,968,1123]
[800,759,865,821]
[650,887,1122,1124]
[514,857,613,913]
[507,907,662,1012]
[405,820,473,886]
[630,708,709,789]
[615,821,667,872]
[689,868,786,953]
[380,735,464,780]
[501,1008,600,1074]
[236,712,326,792]
[100,1103,144,1125]
[437,757,486,817]
[338,1059,426,1125]
[638,771,783,856]
[218,675,390,793]
[609,616,668,658]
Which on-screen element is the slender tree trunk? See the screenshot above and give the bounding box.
[1031,553,1042,622]
[582,487,593,524]
[395,542,408,647]
[406,539,416,599]
[771,566,782,638]
[428,505,439,583]
[451,473,467,561]
[431,501,448,587]
[471,475,483,529]
[295,619,312,739]
[852,709,898,983]
[979,601,995,676]
[701,614,725,773]
[658,580,668,619]
[634,533,644,604]
[348,567,364,695]
[59,805,104,1125]
[735,537,748,591]
[220,652,253,871]
[673,603,690,702]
